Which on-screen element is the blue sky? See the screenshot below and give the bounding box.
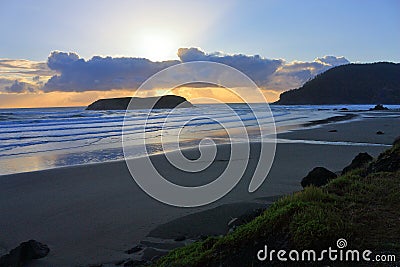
[1,0,399,62]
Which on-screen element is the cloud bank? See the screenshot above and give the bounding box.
[43,52,179,92]
[1,48,349,96]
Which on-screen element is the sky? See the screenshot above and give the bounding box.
[0,0,399,108]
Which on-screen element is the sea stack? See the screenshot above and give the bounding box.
[86,95,193,110]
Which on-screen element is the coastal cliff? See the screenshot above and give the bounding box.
[275,62,400,104]
[86,95,193,110]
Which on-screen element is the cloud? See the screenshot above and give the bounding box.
[4,80,37,93]
[0,59,55,94]
[47,51,80,71]
[43,51,179,92]
[316,55,349,66]
[0,48,349,99]
[177,47,284,86]
[0,59,55,77]
[43,48,348,93]
[263,55,350,91]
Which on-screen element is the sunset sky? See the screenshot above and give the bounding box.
[0,0,399,108]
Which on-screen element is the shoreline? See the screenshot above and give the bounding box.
[0,111,376,177]
[0,116,398,266]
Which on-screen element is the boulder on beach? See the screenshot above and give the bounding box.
[301,167,337,188]
[0,240,50,266]
[341,152,373,175]
[86,95,193,110]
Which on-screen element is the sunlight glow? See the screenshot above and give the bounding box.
[135,30,179,62]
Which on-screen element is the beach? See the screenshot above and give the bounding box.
[0,114,397,266]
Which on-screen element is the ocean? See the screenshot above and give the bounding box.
[0,104,398,175]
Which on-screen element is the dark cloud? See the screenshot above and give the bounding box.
[47,51,80,71]
[43,51,179,92]
[4,80,37,93]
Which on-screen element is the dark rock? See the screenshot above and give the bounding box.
[342,152,373,175]
[86,95,193,110]
[174,235,186,242]
[124,245,142,254]
[368,140,400,173]
[340,108,349,111]
[328,129,338,132]
[376,131,384,135]
[0,240,50,267]
[369,104,389,111]
[301,167,337,188]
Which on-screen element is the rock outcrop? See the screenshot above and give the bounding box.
[86,95,193,110]
[368,138,400,173]
[369,104,389,111]
[0,240,50,267]
[301,167,337,188]
[341,152,373,175]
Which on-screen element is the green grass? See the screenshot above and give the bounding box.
[153,144,400,266]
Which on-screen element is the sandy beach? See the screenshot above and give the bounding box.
[0,116,397,266]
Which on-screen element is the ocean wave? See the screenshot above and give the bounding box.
[2,104,380,175]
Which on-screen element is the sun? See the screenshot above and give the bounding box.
[135,30,179,62]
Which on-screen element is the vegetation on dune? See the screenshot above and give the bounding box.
[153,141,400,266]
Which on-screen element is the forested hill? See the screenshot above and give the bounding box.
[275,62,400,104]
